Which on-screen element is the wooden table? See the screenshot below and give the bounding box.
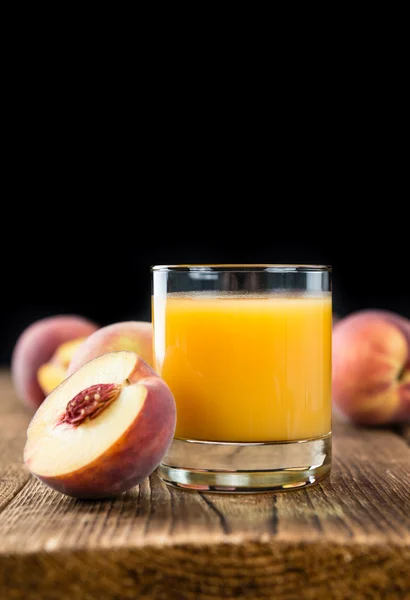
[0,370,409,599]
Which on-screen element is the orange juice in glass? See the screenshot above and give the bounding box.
[152,265,332,492]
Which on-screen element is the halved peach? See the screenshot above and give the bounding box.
[37,337,88,396]
[24,351,176,499]
[11,315,98,410]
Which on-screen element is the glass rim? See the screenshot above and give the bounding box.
[151,264,331,273]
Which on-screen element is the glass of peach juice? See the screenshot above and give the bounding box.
[151,265,332,492]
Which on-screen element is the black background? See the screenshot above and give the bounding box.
[2,192,408,366]
[2,56,408,364]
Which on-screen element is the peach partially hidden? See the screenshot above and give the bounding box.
[37,337,88,396]
[332,310,410,424]
[24,351,176,499]
[11,315,98,410]
[67,321,153,376]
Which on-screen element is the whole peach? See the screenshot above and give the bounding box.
[332,310,410,424]
[11,315,98,410]
[67,321,153,376]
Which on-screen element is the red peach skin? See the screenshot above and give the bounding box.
[36,377,175,498]
[67,321,153,375]
[332,310,410,424]
[11,315,98,410]
[24,351,176,499]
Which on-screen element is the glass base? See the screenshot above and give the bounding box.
[158,433,331,493]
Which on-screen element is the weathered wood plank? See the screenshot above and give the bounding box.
[2,422,407,553]
[0,370,409,599]
[276,421,410,544]
[1,543,409,600]
[0,370,32,512]
[399,423,410,445]
[194,421,410,546]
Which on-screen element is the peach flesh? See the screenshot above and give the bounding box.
[11,315,98,410]
[24,351,176,499]
[37,337,88,396]
[53,337,89,368]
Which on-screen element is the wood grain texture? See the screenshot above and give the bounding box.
[0,372,31,512]
[399,423,410,445]
[0,370,409,599]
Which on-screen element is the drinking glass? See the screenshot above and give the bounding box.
[151,265,332,492]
